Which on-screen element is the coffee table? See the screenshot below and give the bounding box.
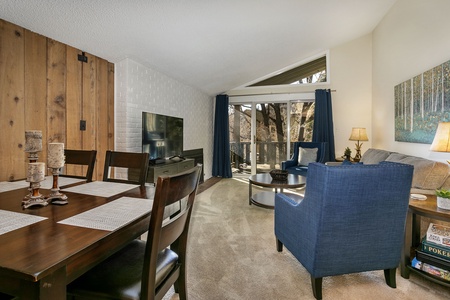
[248,173,306,209]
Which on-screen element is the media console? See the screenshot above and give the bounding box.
[146,158,195,184]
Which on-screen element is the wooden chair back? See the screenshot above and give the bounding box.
[61,149,97,182]
[141,164,202,299]
[103,150,149,186]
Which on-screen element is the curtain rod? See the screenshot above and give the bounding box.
[228,89,336,97]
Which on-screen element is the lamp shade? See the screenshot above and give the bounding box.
[430,122,450,152]
[349,128,369,141]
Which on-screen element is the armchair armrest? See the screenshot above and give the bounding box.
[325,162,342,166]
[282,159,297,170]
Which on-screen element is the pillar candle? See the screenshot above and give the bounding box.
[27,162,46,182]
[25,130,43,152]
[48,143,65,168]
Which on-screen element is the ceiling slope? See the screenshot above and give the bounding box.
[0,0,396,95]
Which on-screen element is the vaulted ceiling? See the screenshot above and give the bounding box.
[1,0,397,96]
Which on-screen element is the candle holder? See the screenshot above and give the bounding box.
[24,151,40,200]
[22,181,48,209]
[23,162,46,209]
[46,167,68,205]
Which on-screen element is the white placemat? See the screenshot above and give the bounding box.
[0,176,85,193]
[0,210,47,235]
[61,181,139,198]
[57,197,153,231]
[0,181,29,192]
[41,176,86,189]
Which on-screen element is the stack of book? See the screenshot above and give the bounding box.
[412,223,450,282]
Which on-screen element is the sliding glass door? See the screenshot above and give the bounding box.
[229,96,315,176]
[254,102,288,173]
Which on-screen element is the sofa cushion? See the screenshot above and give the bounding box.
[360,148,394,164]
[386,154,449,190]
[298,147,318,166]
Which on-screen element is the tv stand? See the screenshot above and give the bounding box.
[146,158,194,184]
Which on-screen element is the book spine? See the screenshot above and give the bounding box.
[422,240,450,261]
[412,257,450,281]
[426,223,450,247]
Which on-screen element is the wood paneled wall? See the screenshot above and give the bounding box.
[0,19,114,182]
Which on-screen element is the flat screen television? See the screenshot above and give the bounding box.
[142,112,183,160]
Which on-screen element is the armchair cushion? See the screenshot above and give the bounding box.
[298,147,318,166]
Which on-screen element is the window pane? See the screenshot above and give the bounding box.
[229,104,251,173]
[255,103,287,173]
[289,101,315,156]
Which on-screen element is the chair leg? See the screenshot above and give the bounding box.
[276,239,283,252]
[174,264,187,300]
[311,276,322,300]
[384,268,397,288]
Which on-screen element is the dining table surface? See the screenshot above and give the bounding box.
[0,177,155,299]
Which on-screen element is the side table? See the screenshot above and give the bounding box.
[401,194,450,286]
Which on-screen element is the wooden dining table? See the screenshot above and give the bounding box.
[0,180,154,299]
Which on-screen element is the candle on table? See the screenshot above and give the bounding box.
[27,162,46,182]
[48,143,65,168]
[25,130,43,152]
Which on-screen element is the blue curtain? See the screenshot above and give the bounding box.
[212,94,232,178]
[312,89,335,162]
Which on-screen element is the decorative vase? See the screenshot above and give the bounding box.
[437,196,450,210]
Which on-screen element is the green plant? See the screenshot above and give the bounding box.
[344,147,351,156]
[436,189,450,199]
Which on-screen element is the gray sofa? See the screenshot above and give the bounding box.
[360,148,450,195]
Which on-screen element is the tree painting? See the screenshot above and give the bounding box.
[395,60,450,143]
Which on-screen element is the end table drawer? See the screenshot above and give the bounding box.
[152,165,179,179]
[146,158,195,183]
[178,160,195,171]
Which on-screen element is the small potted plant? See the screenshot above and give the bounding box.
[343,147,352,161]
[436,189,450,210]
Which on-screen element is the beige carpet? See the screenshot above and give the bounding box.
[163,178,450,300]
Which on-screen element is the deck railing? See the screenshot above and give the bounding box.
[230,142,290,170]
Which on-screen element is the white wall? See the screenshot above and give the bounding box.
[115,58,214,179]
[373,0,450,163]
[329,34,373,156]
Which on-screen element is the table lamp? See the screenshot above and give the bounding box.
[430,122,450,164]
[349,127,369,162]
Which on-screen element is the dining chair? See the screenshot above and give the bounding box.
[60,149,97,182]
[67,164,202,300]
[103,150,150,186]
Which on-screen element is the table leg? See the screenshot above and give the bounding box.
[19,266,66,300]
[401,210,412,278]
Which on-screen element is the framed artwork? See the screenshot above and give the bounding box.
[395,60,450,143]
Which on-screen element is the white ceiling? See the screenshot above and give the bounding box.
[1,0,397,96]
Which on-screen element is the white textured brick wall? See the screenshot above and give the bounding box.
[115,58,214,180]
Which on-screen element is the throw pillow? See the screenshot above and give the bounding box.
[298,147,318,166]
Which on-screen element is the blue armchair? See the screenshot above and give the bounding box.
[281,142,327,176]
[274,162,413,299]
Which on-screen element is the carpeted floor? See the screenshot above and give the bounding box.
[163,178,450,300]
